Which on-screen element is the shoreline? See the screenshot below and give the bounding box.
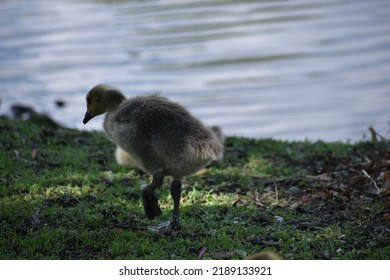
[1,116,389,259]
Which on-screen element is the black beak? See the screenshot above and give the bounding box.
[83,111,93,124]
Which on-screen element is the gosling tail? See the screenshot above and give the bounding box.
[190,137,224,162]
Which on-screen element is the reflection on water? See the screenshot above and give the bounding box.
[0,0,389,141]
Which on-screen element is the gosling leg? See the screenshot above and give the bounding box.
[141,170,164,220]
[148,180,182,233]
[170,179,182,229]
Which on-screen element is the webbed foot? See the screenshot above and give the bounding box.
[147,217,180,234]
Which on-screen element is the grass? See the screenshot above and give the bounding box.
[0,117,389,260]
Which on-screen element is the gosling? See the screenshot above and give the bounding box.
[83,84,224,232]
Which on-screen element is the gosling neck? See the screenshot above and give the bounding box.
[106,90,126,112]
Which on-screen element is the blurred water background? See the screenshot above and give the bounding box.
[0,0,389,141]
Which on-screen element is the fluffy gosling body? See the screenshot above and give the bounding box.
[115,125,224,167]
[83,84,224,232]
[115,146,137,166]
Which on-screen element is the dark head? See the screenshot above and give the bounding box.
[83,84,126,124]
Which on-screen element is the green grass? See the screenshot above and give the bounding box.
[0,117,389,259]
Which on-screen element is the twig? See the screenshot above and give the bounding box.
[110,223,146,231]
[252,176,304,186]
[253,174,340,186]
[362,169,381,195]
[368,126,389,142]
[387,119,390,139]
[274,181,279,203]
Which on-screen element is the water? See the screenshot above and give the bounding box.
[1,0,389,141]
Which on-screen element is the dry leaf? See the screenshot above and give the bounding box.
[198,246,207,259]
[31,148,37,160]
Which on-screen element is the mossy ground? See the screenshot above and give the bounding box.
[0,117,389,259]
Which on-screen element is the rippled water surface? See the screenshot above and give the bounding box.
[1,0,389,141]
